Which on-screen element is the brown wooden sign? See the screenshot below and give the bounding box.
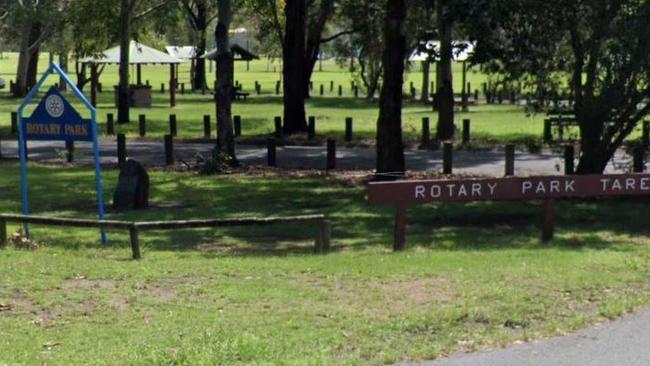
[368,174,650,250]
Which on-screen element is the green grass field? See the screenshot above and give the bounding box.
[2,162,650,364]
[0,53,556,147]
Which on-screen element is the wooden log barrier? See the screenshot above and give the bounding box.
[368,174,650,250]
[0,214,331,257]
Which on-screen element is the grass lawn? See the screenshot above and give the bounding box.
[2,162,650,364]
[0,53,555,147]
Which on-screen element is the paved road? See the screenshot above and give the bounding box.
[402,308,650,366]
[0,138,636,176]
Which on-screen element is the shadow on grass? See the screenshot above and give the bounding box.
[3,162,650,257]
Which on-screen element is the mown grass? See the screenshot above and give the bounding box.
[2,162,650,365]
[0,53,553,147]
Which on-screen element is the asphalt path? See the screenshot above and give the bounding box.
[402,308,650,366]
[0,138,636,177]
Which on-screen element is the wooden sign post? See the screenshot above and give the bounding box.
[368,174,650,250]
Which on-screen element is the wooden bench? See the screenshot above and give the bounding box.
[0,214,332,259]
[543,110,578,142]
[235,91,250,101]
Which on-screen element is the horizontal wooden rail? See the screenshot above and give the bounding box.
[0,214,331,259]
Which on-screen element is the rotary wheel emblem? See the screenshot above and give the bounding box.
[45,95,64,118]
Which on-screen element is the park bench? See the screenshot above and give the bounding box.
[543,109,578,142]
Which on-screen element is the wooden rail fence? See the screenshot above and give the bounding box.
[0,214,332,259]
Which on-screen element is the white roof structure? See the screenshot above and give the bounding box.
[81,41,181,64]
[166,46,197,62]
[409,41,475,62]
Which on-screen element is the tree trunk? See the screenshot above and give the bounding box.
[436,0,455,140]
[283,0,308,134]
[376,0,407,175]
[420,61,430,103]
[192,1,208,90]
[302,0,335,98]
[118,0,131,124]
[14,22,41,98]
[26,41,40,89]
[59,52,68,91]
[215,0,237,164]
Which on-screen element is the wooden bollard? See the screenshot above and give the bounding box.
[274,116,282,137]
[117,133,126,164]
[234,115,242,137]
[505,144,515,176]
[0,218,6,247]
[315,220,332,253]
[146,80,150,87]
[275,81,281,95]
[107,113,115,135]
[354,86,359,98]
[138,115,146,137]
[345,117,353,142]
[474,89,479,101]
[164,134,174,166]
[11,112,17,135]
[330,80,334,92]
[326,138,336,170]
[643,120,649,148]
[267,138,276,166]
[161,83,165,93]
[97,83,103,93]
[65,141,74,163]
[462,119,471,143]
[421,117,430,147]
[634,146,645,173]
[543,119,552,143]
[129,224,142,260]
[564,145,574,175]
[169,114,177,137]
[338,85,343,96]
[203,115,211,138]
[308,116,316,140]
[180,83,185,94]
[542,199,556,242]
[443,142,453,174]
[320,84,324,96]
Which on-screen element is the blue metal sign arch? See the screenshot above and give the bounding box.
[17,62,107,244]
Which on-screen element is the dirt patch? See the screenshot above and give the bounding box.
[303,275,454,319]
[61,277,117,291]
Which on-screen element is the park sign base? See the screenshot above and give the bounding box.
[368,174,650,250]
